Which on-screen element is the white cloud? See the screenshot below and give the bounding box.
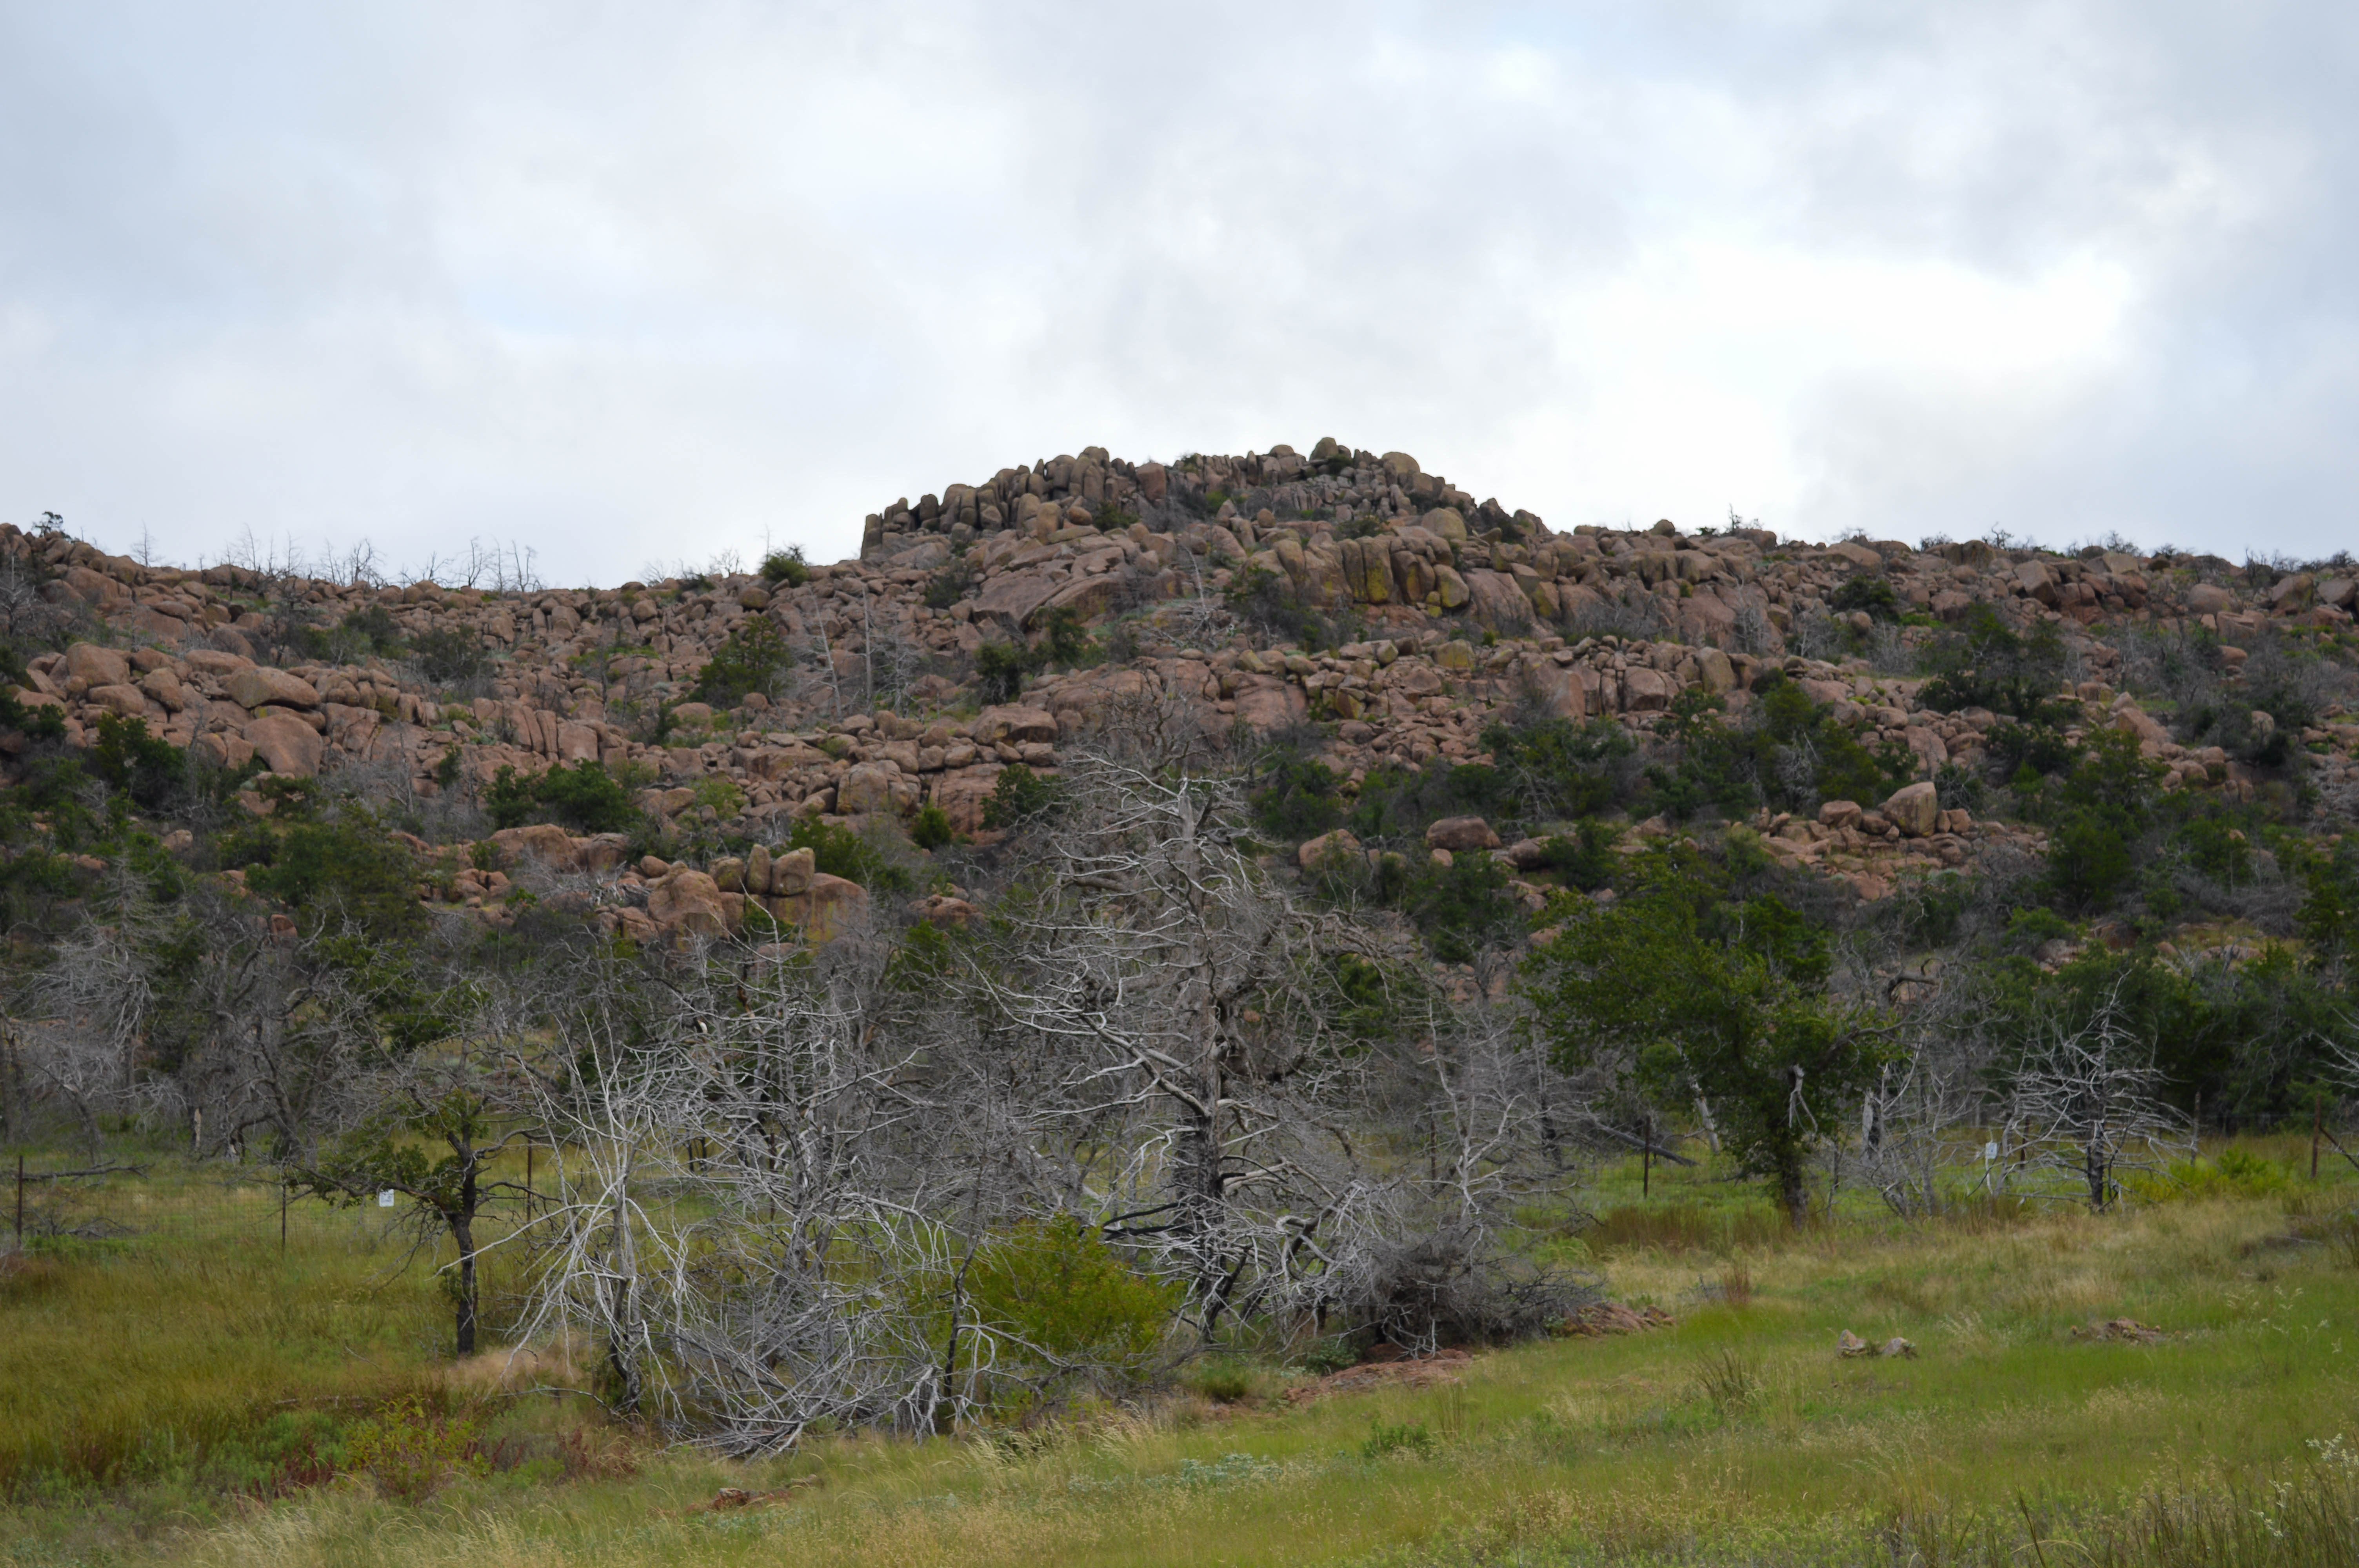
[2,0,2356,579]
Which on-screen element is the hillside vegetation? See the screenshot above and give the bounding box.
[6,440,2359,1562]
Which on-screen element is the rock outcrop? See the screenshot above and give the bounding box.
[6,439,2357,943]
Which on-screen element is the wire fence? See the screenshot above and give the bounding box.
[2,1147,542,1267]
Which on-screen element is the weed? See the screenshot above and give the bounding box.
[1359,1419,1437,1460]
[1693,1346,1763,1416]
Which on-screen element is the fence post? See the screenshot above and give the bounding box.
[280,1178,288,1254]
[525,1140,534,1222]
[13,1153,21,1250]
[2315,1096,2324,1182]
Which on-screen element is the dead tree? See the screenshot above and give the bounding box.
[1997,982,2189,1210]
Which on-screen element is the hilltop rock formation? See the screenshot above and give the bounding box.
[7,440,2357,942]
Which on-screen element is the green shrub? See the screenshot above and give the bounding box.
[691,617,793,707]
[244,813,422,936]
[0,688,65,744]
[89,714,198,813]
[296,604,407,664]
[484,760,642,835]
[1225,568,1356,651]
[975,642,1028,704]
[980,764,1059,831]
[760,547,811,586]
[1536,822,1618,891]
[909,801,955,850]
[785,817,912,893]
[1917,603,2071,719]
[1828,575,1901,622]
[1361,1420,1438,1459]
[1250,755,1344,840]
[962,1217,1174,1389]
[1186,1361,1255,1403]
[1400,851,1521,964]
[344,1399,487,1504]
[1482,716,1634,822]
[1037,607,1096,668]
[922,556,978,610]
[410,627,490,686]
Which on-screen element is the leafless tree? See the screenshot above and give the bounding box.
[18,882,398,1161]
[1994,981,2190,1209]
[510,930,1080,1450]
[958,704,1591,1345]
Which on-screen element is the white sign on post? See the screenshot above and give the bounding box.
[378,1189,398,1207]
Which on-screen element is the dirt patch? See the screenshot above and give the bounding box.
[2071,1317,2167,1344]
[1282,1348,1473,1406]
[703,1478,818,1512]
[1554,1302,1674,1338]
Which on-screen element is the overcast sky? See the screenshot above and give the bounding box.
[4,2,2355,583]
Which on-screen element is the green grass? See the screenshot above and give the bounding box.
[7,1138,2359,1564]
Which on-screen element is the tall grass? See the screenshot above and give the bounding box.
[7,1138,2359,1566]
[0,1155,529,1500]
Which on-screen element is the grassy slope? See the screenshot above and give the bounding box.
[7,1141,2359,1565]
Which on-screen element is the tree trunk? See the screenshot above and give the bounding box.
[1778,1160,1808,1227]
[449,1212,478,1356]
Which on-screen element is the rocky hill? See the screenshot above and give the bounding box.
[6,439,2356,947]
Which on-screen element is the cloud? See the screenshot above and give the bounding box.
[2,0,2356,580]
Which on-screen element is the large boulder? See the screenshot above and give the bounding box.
[648,868,730,938]
[226,667,320,711]
[63,642,131,688]
[1427,816,1503,853]
[773,873,869,942]
[767,845,816,896]
[243,713,325,777]
[974,704,1059,745]
[489,823,578,871]
[1620,667,1674,712]
[1463,570,1533,629]
[971,571,1060,637]
[85,683,151,718]
[1297,828,1363,870]
[1230,675,1309,733]
[927,767,1004,837]
[1883,780,1940,838]
[836,761,918,816]
[557,721,601,762]
[2186,583,2235,615]
[184,649,255,676]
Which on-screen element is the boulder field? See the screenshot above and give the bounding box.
[8,439,2356,938]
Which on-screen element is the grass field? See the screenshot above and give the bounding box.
[7,1135,2359,1565]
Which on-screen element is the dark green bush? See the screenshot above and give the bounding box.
[785,817,912,893]
[974,642,1028,704]
[909,801,955,850]
[980,764,1059,831]
[1916,603,2071,719]
[691,617,793,707]
[1828,575,1901,622]
[760,547,811,587]
[243,813,422,937]
[1399,851,1521,964]
[1225,567,1356,651]
[1250,755,1345,840]
[410,627,491,686]
[484,760,642,835]
[922,556,978,610]
[89,715,196,814]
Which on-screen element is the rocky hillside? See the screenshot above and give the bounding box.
[5,440,2356,946]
